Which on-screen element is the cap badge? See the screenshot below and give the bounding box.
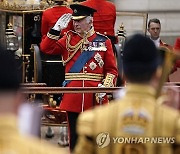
[74,9,77,13]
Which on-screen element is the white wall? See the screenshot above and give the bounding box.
[114,0,180,12]
[113,0,180,45]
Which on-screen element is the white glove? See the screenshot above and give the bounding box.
[52,13,72,31]
[97,83,106,98]
[96,83,106,104]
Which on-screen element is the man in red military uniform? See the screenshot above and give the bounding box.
[40,4,118,152]
[41,0,73,40]
[148,18,176,77]
[148,18,173,50]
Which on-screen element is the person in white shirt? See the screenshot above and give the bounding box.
[147,18,172,49]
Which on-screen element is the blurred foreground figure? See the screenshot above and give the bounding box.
[0,47,67,154]
[18,103,42,137]
[74,34,180,154]
[159,85,180,110]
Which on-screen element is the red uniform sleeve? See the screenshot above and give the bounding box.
[41,11,49,39]
[40,31,66,55]
[41,7,73,41]
[40,37,60,55]
[174,38,180,68]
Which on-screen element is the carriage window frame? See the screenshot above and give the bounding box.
[115,11,148,36]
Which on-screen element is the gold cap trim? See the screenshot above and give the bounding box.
[72,16,86,20]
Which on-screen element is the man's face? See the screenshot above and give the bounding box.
[73,17,92,35]
[148,22,161,40]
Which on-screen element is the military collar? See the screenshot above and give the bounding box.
[85,27,95,38]
[77,27,95,38]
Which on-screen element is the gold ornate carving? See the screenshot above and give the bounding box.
[0,0,52,11]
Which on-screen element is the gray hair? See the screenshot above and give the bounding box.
[86,16,93,25]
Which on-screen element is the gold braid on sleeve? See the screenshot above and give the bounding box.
[103,73,116,87]
[47,32,60,40]
[63,33,84,65]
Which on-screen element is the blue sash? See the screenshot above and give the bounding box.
[62,34,107,87]
[62,50,95,86]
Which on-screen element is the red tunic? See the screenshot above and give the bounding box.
[41,5,73,40]
[159,39,173,50]
[174,38,180,50]
[81,0,116,37]
[174,37,180,68]
[159,39,176,74]
[40,28,118,113]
